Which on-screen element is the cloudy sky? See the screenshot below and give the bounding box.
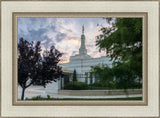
[18,18,111,63]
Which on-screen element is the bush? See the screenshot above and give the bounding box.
[64,81,88,90]
[92,82,104,87]
[92,81,117,89]
[25,95,51,100]
[29,95,42,100]
[92,82,110,87]
[47,95,50,99]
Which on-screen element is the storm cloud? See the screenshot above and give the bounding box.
[18,18,109,63]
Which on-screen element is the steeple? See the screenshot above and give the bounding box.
[82,25,84,34]
[79,25,87,55]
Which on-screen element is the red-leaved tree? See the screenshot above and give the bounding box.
[18,38,63,100]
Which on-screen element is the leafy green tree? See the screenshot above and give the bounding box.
[73,69,77,82]
[90,64,113,88]
[96,18,142,89]
[18,38,63,100]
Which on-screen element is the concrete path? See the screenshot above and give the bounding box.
[18,86,142,100]
[47,94,142,99]
[18,86,46,99]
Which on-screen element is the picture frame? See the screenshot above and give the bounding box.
[1,0,159,117]
[13,12,147,106]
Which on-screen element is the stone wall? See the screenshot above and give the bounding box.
[58,89,142,96]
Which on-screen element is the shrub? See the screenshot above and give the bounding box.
[64,81,88,90]
[92,82,110,87]
[92,82,104,87]
[92,81,117,89]
[47,95,50,99]
[30,95,42,100]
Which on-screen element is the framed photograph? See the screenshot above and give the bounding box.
[1,0,159,118]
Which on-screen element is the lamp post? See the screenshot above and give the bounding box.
[90,73,93,90]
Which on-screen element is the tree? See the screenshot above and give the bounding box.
[73,69,77,82]
[90,64,113,88]
[39,46,63,87]
[18,38,63,100]
[96,18,142,89]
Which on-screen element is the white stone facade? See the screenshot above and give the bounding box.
[61,26,113,84]
[45,26,113,94]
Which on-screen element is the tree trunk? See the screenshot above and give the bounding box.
[21,87,26,100]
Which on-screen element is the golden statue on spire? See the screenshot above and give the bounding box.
[82,25,84,34]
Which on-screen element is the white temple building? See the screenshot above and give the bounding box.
[45,26,113,94]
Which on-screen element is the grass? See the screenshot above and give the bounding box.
[25,96,142,101]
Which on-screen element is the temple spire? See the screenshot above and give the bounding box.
[79,25,87,55]
[82,25,84,34]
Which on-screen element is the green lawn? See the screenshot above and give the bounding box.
[26,97,142,101]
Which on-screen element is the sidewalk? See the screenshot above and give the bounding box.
[18,86,142,99]
[45,93,142,99]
